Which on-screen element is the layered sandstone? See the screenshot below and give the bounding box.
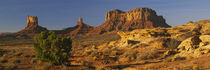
[89,8,171,34]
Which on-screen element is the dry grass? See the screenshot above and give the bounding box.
[136,50,159,60]
[72,32,120,47]
[4,63,18,70]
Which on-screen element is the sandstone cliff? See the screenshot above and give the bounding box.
[89,8,171,34]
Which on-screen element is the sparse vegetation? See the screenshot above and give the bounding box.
[0,58,8,63]
[166,39,181,49]
[34,31,72,65]
[31,58,37,64]
[13,60,21,64]
[137,50,158,60]
[4,63,18,70]
[0,19,209,70]
[15,52,23,56]
[119,50,138,62]
[24,54,30,58]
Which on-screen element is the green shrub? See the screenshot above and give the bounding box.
[34,31,72,65]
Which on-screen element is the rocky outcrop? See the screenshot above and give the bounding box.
[95,20,210,53]
[117,20,210,43]
[175,35,210,57]
[79,20,210,67]
[16,16,47,34]
[89,8,171,34]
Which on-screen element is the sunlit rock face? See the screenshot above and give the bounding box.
[12,16,48,39]
[96,20,210,50]
[27,16,38,28]
[175,35,210,58]
[16,16,47,35]
[90,8,171,34]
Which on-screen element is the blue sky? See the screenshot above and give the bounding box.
[1,0,210,32]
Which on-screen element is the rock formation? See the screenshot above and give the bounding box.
[94,20,210,58]
[17,16,47,34]
[15,16,47,39]
[14,8,172,36]
[69,18,94,35]
[89,8,171,34]
[175,35,210,57]
[17,8,171,36]
[57,17,94,36]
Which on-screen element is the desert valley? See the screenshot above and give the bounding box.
[0,7,210,70]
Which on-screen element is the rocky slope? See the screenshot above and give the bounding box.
[83,20,210,65]
[13,16,47,39]
[89,8,171,34]
[68,18,94,35]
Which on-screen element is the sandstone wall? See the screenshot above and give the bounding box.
[90,8,171,34]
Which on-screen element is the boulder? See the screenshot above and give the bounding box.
[176,35,210,57]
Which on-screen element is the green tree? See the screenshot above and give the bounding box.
[34,31,72,65]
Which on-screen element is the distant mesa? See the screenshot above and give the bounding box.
[15,8,171,37]
[89,8,171,34]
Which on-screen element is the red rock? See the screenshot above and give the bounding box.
[89,8,171,34]
[16,16,47,34]
[69,18,94,35]
[56,17,94,36]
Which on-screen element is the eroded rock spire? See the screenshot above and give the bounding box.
[77,17,83,25]
[27,16,38,27]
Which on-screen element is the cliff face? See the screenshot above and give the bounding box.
[89,8,171,34]
[17,16,47,34]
